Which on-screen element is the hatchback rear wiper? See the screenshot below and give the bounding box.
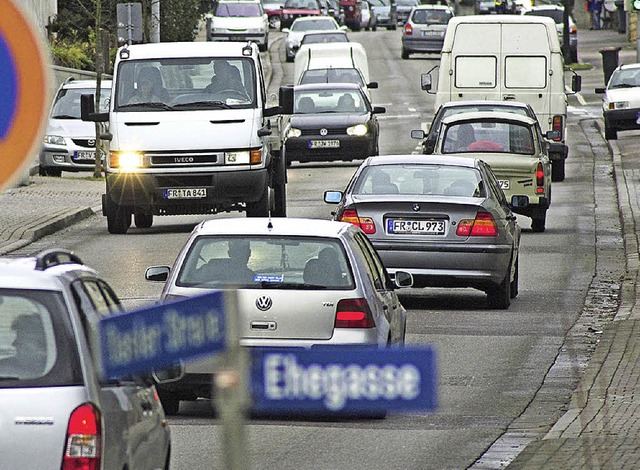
[260,281,327,289]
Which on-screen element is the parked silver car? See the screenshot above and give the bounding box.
[0,249,177,469]
[145,217,412,414]
[325,154,521,309]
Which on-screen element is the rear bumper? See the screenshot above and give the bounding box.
[604,108,640,131]
[402,36,445,53]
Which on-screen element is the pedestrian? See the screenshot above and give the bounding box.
[587,0,603,29]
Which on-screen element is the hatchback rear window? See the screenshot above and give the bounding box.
[176,236,354,289]
[0,290,82,388]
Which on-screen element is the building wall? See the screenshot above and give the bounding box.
[14,0,57,37]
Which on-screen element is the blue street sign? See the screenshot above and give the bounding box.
[251,347,437,414]
[99,291,230,378]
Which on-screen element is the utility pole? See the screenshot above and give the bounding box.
[94,0,104,178]
[151,0,160,43]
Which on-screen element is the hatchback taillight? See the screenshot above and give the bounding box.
[62,403,101,470]
[335,298,375,328]
[536,162,545,192]
[404,23,413,35]
[338,208,376,234]
[456,211,499,237]
[551,115,563,141]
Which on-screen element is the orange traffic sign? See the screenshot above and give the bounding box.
[0,0,50,189]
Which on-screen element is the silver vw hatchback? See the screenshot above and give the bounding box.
[145,217,412,414]
[0,249,174,470]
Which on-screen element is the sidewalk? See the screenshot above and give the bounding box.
[1,25,640,470]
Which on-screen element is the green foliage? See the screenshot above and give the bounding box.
[50,32,95,71]
[160,0,202,42]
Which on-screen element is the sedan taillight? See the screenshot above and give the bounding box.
[62,403,101,470]
[536,162,545,192]
[456,211,499,237]
[338,208,376,234]
[335,298,375,328]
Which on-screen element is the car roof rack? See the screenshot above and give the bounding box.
[35,249,84,271]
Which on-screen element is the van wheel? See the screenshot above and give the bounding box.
[487,271,511,309]
[551,160,565,182]
[401,49,409,60]
[105,199,131,234]
[531,214,546,233]
[604,121,617,140]
[134,212,153,228]
[246,186,270,217]
[510,255,519,299]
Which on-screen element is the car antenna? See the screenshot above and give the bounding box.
[267,217,273,230]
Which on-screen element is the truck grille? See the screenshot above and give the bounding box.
[147,150,221,167]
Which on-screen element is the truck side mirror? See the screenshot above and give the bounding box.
[279,85,294,115]
[80,94,108,123]
[367,81,379,89]
[571,74,582,93]
[420,73,432,92]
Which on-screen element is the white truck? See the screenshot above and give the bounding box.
[81,41,285,234]
[421,15,581,182]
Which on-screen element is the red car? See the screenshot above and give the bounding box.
[280,0,323,29]
[340,0,363,30]
[263,0,284,29]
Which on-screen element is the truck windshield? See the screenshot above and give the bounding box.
[114,57,257,111]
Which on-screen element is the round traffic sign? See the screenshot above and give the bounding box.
[0,0,50,189]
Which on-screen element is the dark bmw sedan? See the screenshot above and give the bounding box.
[281,83,385,164]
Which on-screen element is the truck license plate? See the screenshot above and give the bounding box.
[164,188,207,199]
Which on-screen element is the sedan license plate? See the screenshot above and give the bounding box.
[498,180,510,190]
[73,151,96,162]
[309,140,340,149]
[387,219,446,235]
[164,188,207,199]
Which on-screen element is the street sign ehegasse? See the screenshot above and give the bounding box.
[0,0,50,189]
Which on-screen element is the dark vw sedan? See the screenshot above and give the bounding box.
[325,154,521,309]
[281,83,385,164]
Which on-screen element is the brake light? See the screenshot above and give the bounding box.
[551,116,563,141]
[62,403,101,470]
[456,211,498,237]
[536,162,545,192]
[338,208,376,234]
[404,23,413,35]
[335,298,375,328]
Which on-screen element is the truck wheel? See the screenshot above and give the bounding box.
[105,199,131,234]
[551,159,565,182]
[134,212,153,228]
[246,186,270,217]
[604,120,617,140]
[531,214,546,233]
[487,270,511,309]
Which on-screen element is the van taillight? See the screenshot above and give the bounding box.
[335,298,375,328]
[536,162,545,192]
[404,23,413,35]
[338,209,376,234]
[551,116,563,141]
[456,211,498,237]
[62,403,101,470]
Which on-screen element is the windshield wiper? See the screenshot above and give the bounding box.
[0,376,20,381]
[172,101,232,109]
[52,114,78,119]
[260,281,327,289]
[118,102,174,110]
[610,83,638,89]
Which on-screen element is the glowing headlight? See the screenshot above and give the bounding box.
[286,127,302,138]
[347,124,368,136]
[609,101,629,110]
[225,151,250,164]
[43,135,66,145]
[111,151,144,170]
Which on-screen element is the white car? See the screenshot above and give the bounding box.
[283,15,344,62]
[208,0,269,51]
[145,217,412,414]
[596,63,640,140]
[40,78,111,177]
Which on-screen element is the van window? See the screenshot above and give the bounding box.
[455,56,496,88]
[505,56,547,89]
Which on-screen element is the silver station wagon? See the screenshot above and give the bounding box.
[145,217,412,415]
[0,249,176,470]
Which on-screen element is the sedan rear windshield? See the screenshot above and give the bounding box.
[0,290,82,388]
[176,236,354,289]
[442,121,535,155]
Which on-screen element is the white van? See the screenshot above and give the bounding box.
[293,42,378,94]
[81,41,285,234]
[421,15,581,182]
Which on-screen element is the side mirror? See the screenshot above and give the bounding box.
[394,270,413,288]
[420,73,432,92]
[571,74,582,93]
[367,81,379,89]
[545,130,561,140]
[258,122,272,137]
[264,105,280,117]
[81,94,109,123]
[279,85,294,115]
[510,195,529,208]
[595,86,606,94]
[372,106,386,114]
[324,190,343,203]
[410,129,425,140]
[145,265,170,282]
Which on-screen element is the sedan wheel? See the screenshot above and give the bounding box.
[487,271,511,309]
[510,256,519,299]
[604,119,618,140]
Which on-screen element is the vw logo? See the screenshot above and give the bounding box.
[87,139,96,146]
[255,295,273,311]
[412,203,421,212]
[320,128,328,136]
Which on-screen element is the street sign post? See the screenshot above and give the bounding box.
[99,290,232,379]
[0,0,51,189]
[251,347,437,414]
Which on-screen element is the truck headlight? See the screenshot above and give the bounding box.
[110,151,144,170]
[225,150,262,164]
[43,135,66,145]
[347,124,368,136]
